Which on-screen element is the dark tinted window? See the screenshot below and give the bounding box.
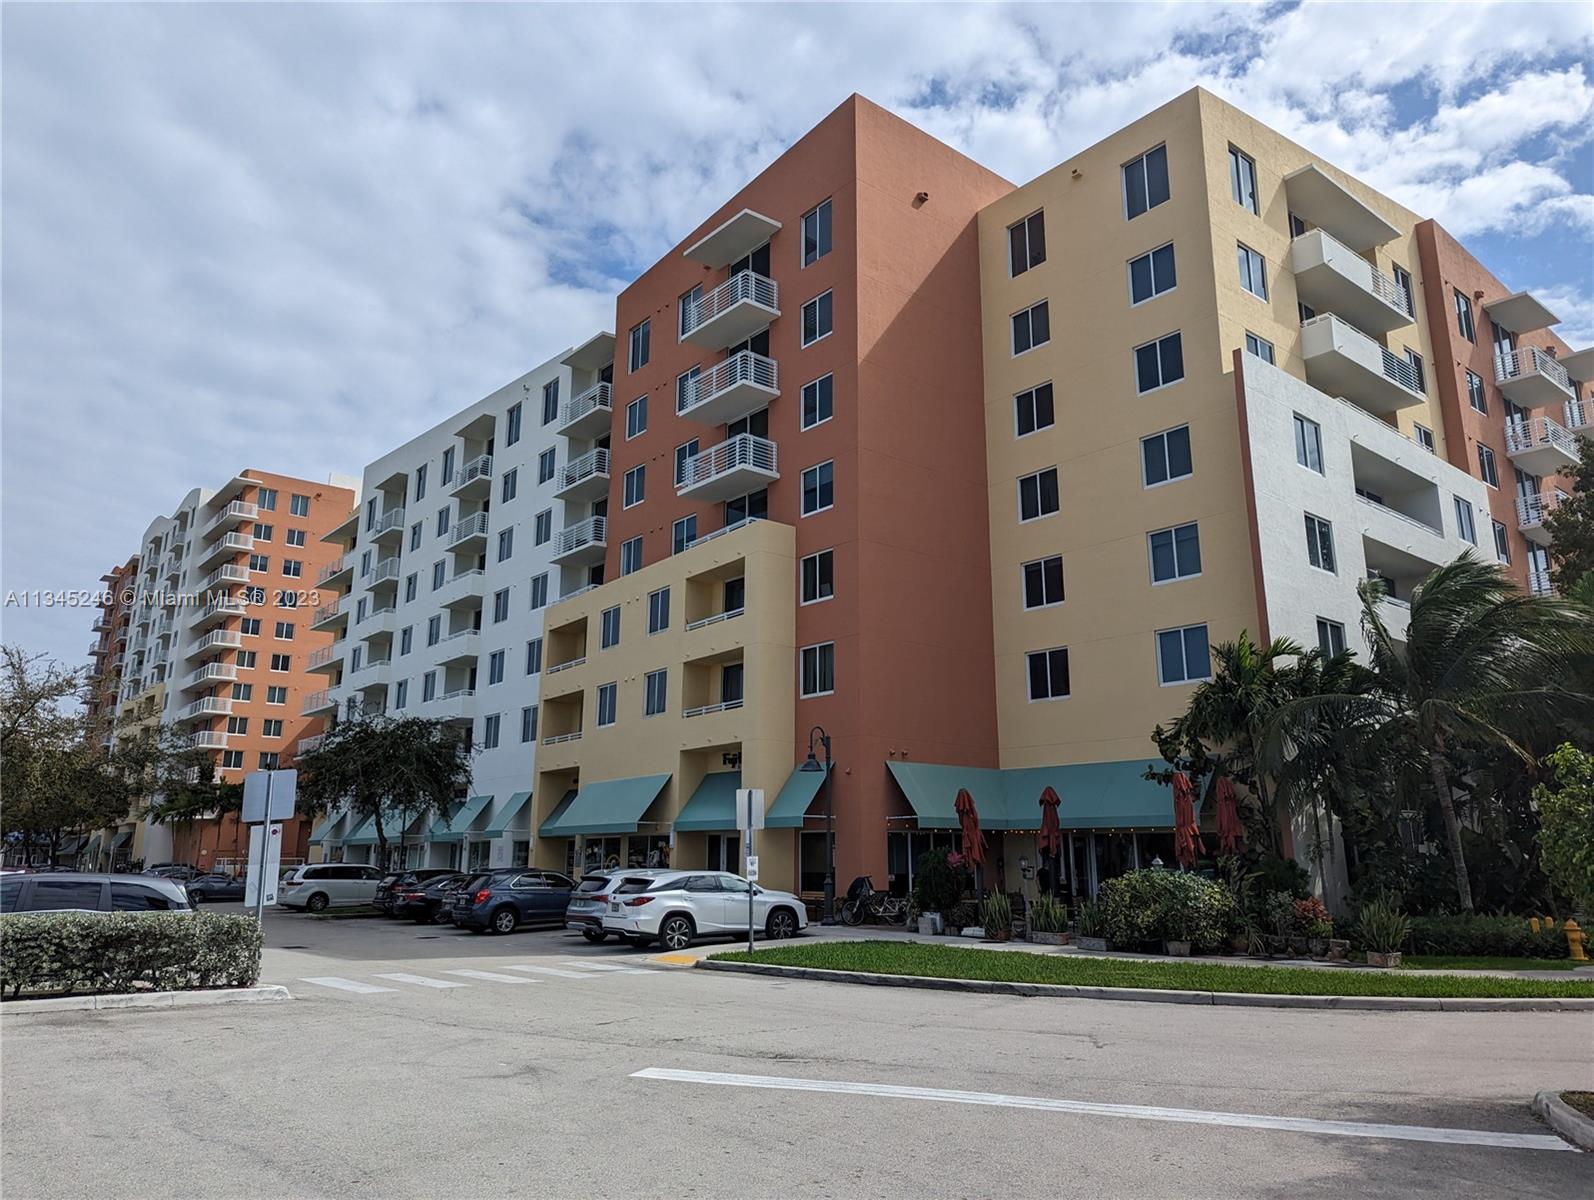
[576,876,611,893]
[29,880,105,911]
[543,874,574,889]
[0,878,23,912]
[111,882,179,911]
[616,876,659,895]
[683,875,721,893]
[511,874,546,889]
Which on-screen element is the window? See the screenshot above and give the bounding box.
[628,319,651,372]
[366,497,378,529]
[801,461,834,515]
[1289,211,1308,237]
[1237,243,1268,299]
[441,447,455,485]
[648,586,670,634]
[437,507,450,537]
[482,713,501,749]
[1157,624,1211,685]
[236,650,257,670]
[800,642,835,697]
[231,682,253,702]
[541,379,560,425]
[644,669,668,717]
[502,468,518,503]
[623,465,646,508]
[801,291,833,346]
[678,284,703,338]
[282,559,302,578]
[1026,647,1070,701]
[620,537,643,576]
[1477,444,1499,488]
[533,509,551,546]
[675,367,701,413]
[1128,242,1176,304]
[1134,332,1184,393]
[488,650,505,685]
[249,554,269,573]
[496,528,513,563]
[523,638,544,677]
[414,464,428,501]
[256,487,278,512]
[273,620,294,639]
[400,626,413,655]
[227,716,249,735]
[493,588,510,623]
[1228,146,1258,214]
[600,606,621,649]
[263,719,284,738]
[289,493,309,517]
[672,515,697,554]
[1011,300,1050,355]
[1018,467,1060,522]
[1316,618,1347,658]
[626,395,648,438]
[409,522,422,552]
[521,706,538,743]
[286,528,306,548]
[801,375,834,430]
[537,448,556,485]
[1454,497,1477,545]
[1014,382,1054,437]
[393,679,408,710]
[253,523,273,541]
[1244,331,1275,363]
[801,549,834,605]
[1404,347,1426,394]
[1149,522,1202,583]
[422,671,437,702]
[1122,145,1169,219]
[1141,425,1192,487]
[266,685,286,704]
[1305,513,1336,572]
[596,683,617,727]
[1454,289,1476,342]
[1022,555,1064,609]
[1008,209,1046,276]
[1392,264,1415,317]
[1414,423,1436,453]
[802,198,832,267]
[240,618,261,637]
[1467,370,1488,414]
[270,653,290,672]
[1294,414,1324,473]
[529,573,549,609]
[427,615,441,646]
[1493,520,1511,563]
[432,560,446,590]
[256,751,279,770]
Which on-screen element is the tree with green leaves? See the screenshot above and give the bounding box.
[1534,743,1594,916]
[294,715,473,863]
[1544,437,1594,594]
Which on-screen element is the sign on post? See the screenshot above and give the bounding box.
[745,855,760,882]
[735,788,765,831]
[242,769,297,824]
[243,769,297,922]
[243,822,283,909]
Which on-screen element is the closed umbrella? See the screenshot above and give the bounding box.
[1038,786,1063,897]
[1172,771,1205,870]
[954,788,986,872]
[1215,775,1245,855]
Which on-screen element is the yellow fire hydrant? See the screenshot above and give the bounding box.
[1566,919,1588,963]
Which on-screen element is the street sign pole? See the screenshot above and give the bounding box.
[253,772,271,924]
[736,788,765,954]
[746,825,756,953]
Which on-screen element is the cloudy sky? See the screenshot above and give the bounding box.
[3,1,1591,671]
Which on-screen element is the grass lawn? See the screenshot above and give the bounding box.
[710,941,1594,1000]
[1563,1092,1594,1120]
[1401,955,1578,972]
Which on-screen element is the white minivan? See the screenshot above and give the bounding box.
[278,864,383,912]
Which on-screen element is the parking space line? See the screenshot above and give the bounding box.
[442,969,536,984]
[300,977,398,994]
[630,1068,1573,1152]
[375,973,468,989]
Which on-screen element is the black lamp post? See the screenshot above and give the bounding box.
[800,725,835,924]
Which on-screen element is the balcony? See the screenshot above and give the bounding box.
[450,454,493,499]
[1504,416,1580,475]
[187,629,243,660]
[370,508,406,544]
[555,448,611,502]
[1290,230,1412,335]
[1529,569,1555,597]
[317,556,353,588]
[181,662,238,692]
[163,559,183,585]
[354,655,392,676]
[680,271,780,349]
[559,381,613,439]
[1565,399,1593,439]
[1300,314,1425,415]
[545,654,586,677]
[365,557,402,590]
[677,433,779,502]
[1495,347,1574,409]
[193,595,247,631]
[310,598,349,632]
[201,500,258,542]
[92,615,112,633]
[1517,490,1564,547]
[675,350,780,427]
[295,733,325,756]
[187,731,231,750]
[1484,291,1560,337]
[682,207,782,268]
[683,697,746,720]
[357,604,397,642]
[436,629,481,667]
[430,687,476,723]
[302,688,337,716]
[448,511,490,552]
[179,697,232,722]
[551,515,607,567]
[1374,594,1411,646]
[438,568,487,611]
[198,532,253,569]
[1282,165,1399,251]
[198,563,248,594]
[308,642,346,673]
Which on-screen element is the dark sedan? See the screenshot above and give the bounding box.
[374,868,459,915]
[451,869,576,934]
[185,873,247,905]
[393,873,468,924]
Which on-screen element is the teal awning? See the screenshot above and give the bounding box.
[766,766,828,828]
[540,774,670,838]
[674,772,741,832]
[309,812,347,846]
[110,830,132,851]
[84,837,102,858]
[59,836,85,855]
[483,791,532,837]
[448,794,495,837]
[342,815,379,846]
[885,759,1173,831]
[540,789,578,832]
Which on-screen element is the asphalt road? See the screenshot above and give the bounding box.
[3,908,1590,1199]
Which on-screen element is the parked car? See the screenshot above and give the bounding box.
[0,873,193,915]
[601,871,807,951]
[144,864,203,882]
[393,873,469,924]
[564,870,647,943]
[277,863,383,912]
[451,869,576,934]
[185,873,247,905]
[374,869,459,915]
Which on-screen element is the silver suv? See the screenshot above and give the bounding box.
[278,863,383,912]
[0,873,192,914]
[600,870,807,951]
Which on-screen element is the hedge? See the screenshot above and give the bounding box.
[0,912,263,998]
[1097,869,1235,952]
[1406,914,1568,960]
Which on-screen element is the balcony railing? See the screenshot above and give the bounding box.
[678,433,778,495]
[451,453,493,493]
[552,515,606,560]
[296,733,325,756]
[317,556,350,585]
[203,500,258,540]
[546,655,586,675]
[1566,399,1592,435]
[1528,569,1555,597]
[683,698,745,719]
[686,516,765,551]
[557,447,610,494]
[302,688,336,715]
[542,731,583,746]
[1504,414,1579,463]
[680,271,780,346]
[199,563,249,592]
[685,607,746,633]
[676,350,779,423]
[370,508,406,538]
[448,511,490,547]
[559,381,612,435]
[307,643,343,670]
[1497,346,1571,392]
[184,662,238,689]
[1300,313,1425,414]
[179,697,232,722]
[188,731,231,750]
[190,629,243,657]
[366,557,402,586]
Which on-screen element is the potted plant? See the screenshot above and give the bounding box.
[1294,896,1334,958]
[1028,894,1069,945]
[981,892,1013,942]
[1355,895,1411,968]
[912,848,961,936]
[1074,900,1107,951]
[949,899,982,936]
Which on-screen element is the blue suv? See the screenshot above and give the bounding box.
[451,869,576,934]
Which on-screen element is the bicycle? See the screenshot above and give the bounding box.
[839,875,909,926]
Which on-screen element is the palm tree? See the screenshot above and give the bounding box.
[1263,554,1594,911]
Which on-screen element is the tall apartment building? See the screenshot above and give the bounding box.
[90,469,357,871]
[85,556,140,743]
[302,356,577,872]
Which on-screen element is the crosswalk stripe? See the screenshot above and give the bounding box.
[562,961,649,973]
[503,965,598,979]
[443,969,536,984]
[300,977,398,994]
[375,973,468,989]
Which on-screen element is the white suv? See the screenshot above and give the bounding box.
[601,870,808,951]
[278,864,383,912]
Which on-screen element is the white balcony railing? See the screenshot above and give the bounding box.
[448,511,490,547]
[188,731,231,750]
[1528,569,1555,597]
[687,516,765,551]
[190,629,243,656]
[184,662,238,689]
[680,270,779,339]
[199,563,249,593]
[685,607,745,633]
[370,508,406,538]
[678,433,778,492]
[453,453,493,491]
[307,643,343,669]
[203,500,258,539]
[302,688,336,715]
[317,556,349,585]
[179,697,232,721]
[366,557,401,586]
[553,515,606,557]
[542,731,583,746]
[546,655,586,675]
[1496,346,1572,393]
[559,381,612,432]
[677,350,779,418]
[683,698,745,719]
[1504,415,1579,460]
[1517,490,1563,529]
[558,447,610,492]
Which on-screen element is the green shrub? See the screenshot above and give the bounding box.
[1352,896,1410,955]
[1097,869,1236,952]
[1029,894,1068,934]
[911,849,962,916]
[1075,900,1105,938]
[1406,913,1567,959]
[0,913,263,998]
[947,901,981,930]
[980,892,1013,938]
[1536,744,1594,917]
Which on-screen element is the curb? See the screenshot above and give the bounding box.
[696,960,1594,1012]
[1533,1091,1594,1151]
[3,985,293,1015]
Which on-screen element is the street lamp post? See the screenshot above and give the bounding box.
[800,725,835,924]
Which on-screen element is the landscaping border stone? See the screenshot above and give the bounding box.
[3,985,292,1015]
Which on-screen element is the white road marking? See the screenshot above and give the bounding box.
[562,961,649,973]
[630,1069,1572,1153]
[375,973,468,989]
[504,965,606,979]
[299,977,398,995]
[443,969,536,984]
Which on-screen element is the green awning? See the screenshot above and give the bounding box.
[765,766,828,828]
[885,759,1173,831]
[884,762,1003,829]
[483,791,532,837]
[674,772,741,832]
[110,830,133,851]
[540,774,670,838]
[59,836,85,855]
[342,815,379,846]
[540,789,578,832]
[309,812,347,846]
[446,794,495,837]
[84,837,102,858]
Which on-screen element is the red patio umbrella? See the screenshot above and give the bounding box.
[1037,787,1062,860]
[1215,775,1245,856]
[954,788,986,870]
[1172,771,1205,870]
